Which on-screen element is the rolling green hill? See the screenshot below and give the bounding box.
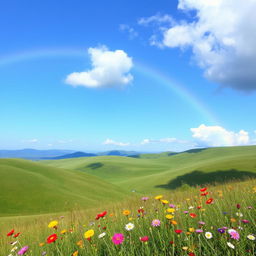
[0,159,127,216]
[42,145,256,193]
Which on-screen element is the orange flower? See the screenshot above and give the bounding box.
[122,210,130,216]
[72,251,79,256]
[189,213,197,218]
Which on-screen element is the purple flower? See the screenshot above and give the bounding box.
[196,229,203,233]
[18,246,29,255]
[151,219,161,227]
[169,204,176,208]
[184,211,189,214]
[230,231,240,240]
[218,228,225,233]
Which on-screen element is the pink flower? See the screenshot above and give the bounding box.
[151,219,161,227]
[112,233,124,245]
[230,231,240,240]
[18,246,29,255]
[242,219,250,224]
[140,236,149,242]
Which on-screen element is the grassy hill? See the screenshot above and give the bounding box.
[0,159,127,216]
[42,145,256,193]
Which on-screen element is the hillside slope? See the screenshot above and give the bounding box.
[0,159,127,216]
[42,146,256,193]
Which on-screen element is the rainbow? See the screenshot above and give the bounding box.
[0,48,218,124]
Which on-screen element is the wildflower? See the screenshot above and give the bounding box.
[76,240,83,248]
[182,246,188,250]
[175,229,183,234]
[151,219,161,227]
[205,232,213,239]
[95,211,107,220]
[125,223,135,231]
[72,251,78,256]
[184,211,189,214]
[41,252,47,256]
[13,232,20,238]
[196,229,203,233]
[140,236,149,242]
[161,199,169,204]
[230,218,236,223]
[60,229,67,234]
[171,220,177,225]
[201,192,209,196]
[10,241,18,246]
[247,234,255,240]
[236,212,243,217]
[39,242,44,247]
[167,208,175,213]
[112,233,124,245]
[230,231,240,240]
[98,232,106,238]
[165,214,174,220]
[218,228,225,233]
[47,234,57,243]
[7,229,15,236]
[188,206,194,209]
[169,204,176,208]
[198,221,205,225]
[227,242,235,249]
[228,229,237,234]
[48,220,58,229]
[190,213,197,218]
[141,197,149,201]
[200,187,207,192]
[84,229,94,239]
[188,253,195,256]
[11,247,18,252]
[122,210,130,216]
[17,246,29,255]
[242,219,250,224]
[189,228,195,232]
[236,204,241,209]
[206,198,213,204]
[154,195,163,200]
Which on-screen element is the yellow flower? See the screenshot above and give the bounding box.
[182,246,188,251]
[161,199,169,204]
[128,217,133,221]
[165,214,174,220]
[60,229,67,234]
[39,242,44,247]
[166,208,175,213]
[48,220,58,228]
[84,229,95,239]
[122,210,131,216]
[189,228,195,232]
[154,195,163,200]
[72,251,79,256]
[186,232,191,235]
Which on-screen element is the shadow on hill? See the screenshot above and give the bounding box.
[156,169,256,190]
[86,162,104,169]
[184,148,208,154]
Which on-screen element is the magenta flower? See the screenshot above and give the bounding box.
[112,233,124,245]
[141,197,149,201]
[169,204,176,208]
[151,219,161,227]
[242,219,250,224]
[230,231,240,240]
[196,229,203,233]
[18,246,29,255]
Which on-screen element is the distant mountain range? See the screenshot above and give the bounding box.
[0,149,142,160]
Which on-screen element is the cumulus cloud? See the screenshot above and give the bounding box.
[142,1,256,91]
[191,124,250,147]
[119,24,138,39]
[138,13,174,26]
[66,46,133,88]
[103,138,130,147]
[141,137,189,145]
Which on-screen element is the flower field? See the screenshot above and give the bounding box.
[1,179,255,256]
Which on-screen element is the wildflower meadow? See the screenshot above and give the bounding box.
[1,179,255,256]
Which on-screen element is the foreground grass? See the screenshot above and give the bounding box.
[1,179,255,255]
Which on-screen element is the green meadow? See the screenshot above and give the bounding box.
[0,145,256,255]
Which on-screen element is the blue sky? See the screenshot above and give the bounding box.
[1,0,256,152]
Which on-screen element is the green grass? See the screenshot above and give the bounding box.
[0,159,127,216]
[42,145,256,193]
[1,179,255,255]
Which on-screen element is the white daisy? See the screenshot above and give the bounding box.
[205,232,213,239]
[236,212,243,217]
[125,222,135,231]
[98,232,106,238]
[247,234,255,241]
[227,242,235,249]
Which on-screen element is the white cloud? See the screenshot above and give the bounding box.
[103,138,130,147]
[65,46,133,88]
[144,1,256,91]
[141,137,189,145]
[119,24,138,39]
[191,124,250,147]
[22,138,38,143]
[138,13,174,26]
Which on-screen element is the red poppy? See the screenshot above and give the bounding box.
[7,229,15,236]
[13,232,21,238]
[206,198,214,204]
[200,187,207,192]
[197,206,202,209]
[169,241,174,244]
[95,211,107,220]
[140,236,149,242]
[188,253,195,256]
[201,192,209,196]
[47,234,57,244]
[190,213,197,218]
[174,229,183,234]
[138,208,145,214]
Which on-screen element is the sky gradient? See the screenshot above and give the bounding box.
[1,0,256,152]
